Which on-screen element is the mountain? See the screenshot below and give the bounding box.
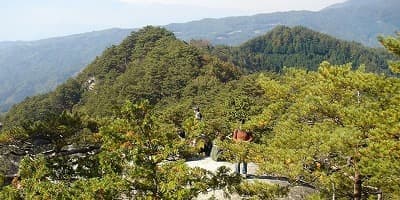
[0,28,132,113]
[1,27,400,200]
[210,26,392,73]
[2,25,396,129]
[2,26,241,127]
[167,0,400,46]
[0,0,398,113]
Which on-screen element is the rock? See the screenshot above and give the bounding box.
[186,157,317,200]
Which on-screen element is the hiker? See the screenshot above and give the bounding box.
[193,107,202,121]
[191,107,212,156]
[177,128,186,139]
[232,129,253,177]
[210,131,225,161]
[189,133,212,157]
[199,133,212,157]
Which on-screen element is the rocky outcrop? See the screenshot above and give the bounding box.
[187,157,317,200]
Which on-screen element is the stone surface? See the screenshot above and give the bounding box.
[186,157,317,200]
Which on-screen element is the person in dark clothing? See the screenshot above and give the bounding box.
[193,107,202,121]
[177,128,186,139]
[232,129,253,177]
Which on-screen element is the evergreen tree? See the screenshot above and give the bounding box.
[247,62,400,199]
[379,32,400,73]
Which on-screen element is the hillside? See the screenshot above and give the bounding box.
[2,26,242,127]
[0,0,398,113]
[0,28,132,113]
[210,26,392,73]
[3,26,395,126]
[0,27,263,198]
[167,0,399,46]
[0,27,400,199]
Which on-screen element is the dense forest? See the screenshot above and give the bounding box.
[0,26,399,199]
[2,0,397,114]
[209,26,393,73]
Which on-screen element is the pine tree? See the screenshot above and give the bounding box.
[247,62,400,199]
[379,32,400,73]
[93,100,242,199]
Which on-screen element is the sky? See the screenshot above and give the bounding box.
[0,0,347,41]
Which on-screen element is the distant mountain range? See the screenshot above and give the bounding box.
[167,0,400,46]
[0,29,132,113]
[0,0,398,113]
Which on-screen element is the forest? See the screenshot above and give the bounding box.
[209,26,393,74]
[1,0,398,114]
[0,26,399,199]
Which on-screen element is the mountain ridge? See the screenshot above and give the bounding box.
[2,26,242,126]
[210,26,392,73]
[167,0,399,46]
[0,28,133,113]
[0,0,398,112]
[1,25,400,200]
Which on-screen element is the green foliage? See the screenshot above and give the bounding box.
[2,25,400,199]
[25,111,83,147]
[0,186,21,200]
[11,155,125,199]
[225,96,251,123]
[52,79,82,111]
[1,0,397,113]
[19,155,49,181]
[212,26,392,74]
[0,127,27,143]
[248,62,400,198]
[4,93,57,127]
[235,181,289,200]
[305,193,325,200]
[0,101,243,199]
[98,100,240,199]
[4,26,392,128]
[3,26,244,128]
[379,32,400,73]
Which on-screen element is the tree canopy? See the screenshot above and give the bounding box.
[1,26,400,199]
[211,26,393,74]
[379,32,400,73]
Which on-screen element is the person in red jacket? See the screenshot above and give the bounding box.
[232,129,253,177]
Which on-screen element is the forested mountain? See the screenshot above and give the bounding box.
[3,26,395,126]
[0,0,398,113]
[0,26,263,199]
[2,26,242,128]
[210,26,393,73]
[0,28,132,113]
[167,0,400,46]
[1,26,400,199]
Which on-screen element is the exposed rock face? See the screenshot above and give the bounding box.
[0,138,99,181]
[86,77,96,91]
[0,146,23,176]
[187,157,317,200]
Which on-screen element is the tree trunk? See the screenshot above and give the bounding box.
[354,171,362,200]
[332,183,336,200]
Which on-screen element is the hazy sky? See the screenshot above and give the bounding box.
[0,0,347,41]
